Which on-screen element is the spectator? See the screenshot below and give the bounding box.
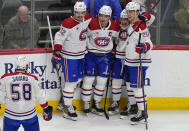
[83,0,122,20]
[174,0,189,44]
[3,5,39,49]
[0,0,22,26]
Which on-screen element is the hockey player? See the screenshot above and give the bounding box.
[0,56,53,131]
[52,1,91,121]
[120,1,153,123]
[107,9,130,115]
[81,5,119,115]
[132,0,155,26]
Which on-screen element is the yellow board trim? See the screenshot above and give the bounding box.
[1,97,189,116]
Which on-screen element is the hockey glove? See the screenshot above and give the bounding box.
[138,12,151,22]
[135,43,150,54]
[43,106,53,121]
[51,51,62,69]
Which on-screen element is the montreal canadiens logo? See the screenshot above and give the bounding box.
[79,29,87,41]
[119,30,128,41]
[94,37,110,47]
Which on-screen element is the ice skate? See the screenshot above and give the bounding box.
[83,101,91,116]
[62,105,78,121]
[91,101,104,116]
[120,104,138,119]
[108,101,119,115]
[130,110,148,125]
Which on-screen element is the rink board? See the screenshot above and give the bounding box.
[0,46,189,115]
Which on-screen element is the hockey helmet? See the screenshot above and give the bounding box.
[74,2,86,12]
[125,2,140,11]
[15,56,29,70]
[99,5,112,16]
[120,9,128,18]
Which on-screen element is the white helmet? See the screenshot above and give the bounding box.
[99,5,112,16]
[125,2,140,11]
[74,2,86,12]
[120,9,128,18]
[15,56,29,70]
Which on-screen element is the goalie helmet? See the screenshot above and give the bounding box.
[99,5,112,16]
[15,56,29,70]
[120,9,128,18]
[74,2,86,12]
[125,1,140,11]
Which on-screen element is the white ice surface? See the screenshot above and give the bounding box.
[1,111,189,131]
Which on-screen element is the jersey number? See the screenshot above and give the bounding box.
[11,83,32,101]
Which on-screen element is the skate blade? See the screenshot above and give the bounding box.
[130,119,146,125]
[91,109,103,116]
[62,113,77,121]
[108,111,119,116]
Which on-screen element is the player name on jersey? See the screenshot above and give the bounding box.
[12,75,28,82]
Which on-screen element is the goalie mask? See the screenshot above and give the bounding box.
[74,2,86,12]
[126,1,140,11]
[15,56,29,70]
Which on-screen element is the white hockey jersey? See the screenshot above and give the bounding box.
[0,72,48,120]
[125,21,153,67]
[115,20,129,59]
[87,17,119,54]
[54,13,91,59]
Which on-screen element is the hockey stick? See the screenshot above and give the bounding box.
[104,73,110,120]
[103,56,115,120]
[152,0,161,10]
[47,16,63,105]
[138,32,148,130]
[47,16,54,50]
[104,78,110,120]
